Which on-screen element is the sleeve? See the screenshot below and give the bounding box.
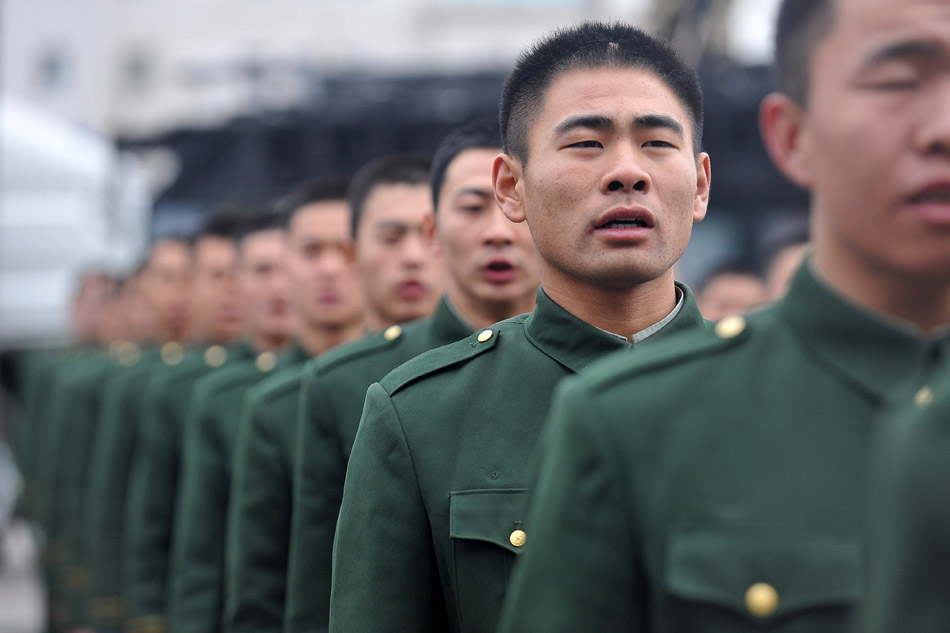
[223,393,292,633]
[167,391,229,633]
[496,377,647,633]
[328,382,446,632]
[125,380,179,632]
[283,372,347,633]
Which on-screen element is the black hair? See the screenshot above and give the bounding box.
[499,21,704,163]
[194,207,247,243]
[276,173,352,227]
[234,211,287,245]
[347,153,432,238]
[774,0,836,105]
[697,261,764,295]
[430,118,502,210]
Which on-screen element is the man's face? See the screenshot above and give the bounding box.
[238,230,293,341]
[435,148,538,308]
[355,183,444,326]
[495,67,710,292]
[191,236,241,343]
[287,201,365,329]
[141,240,192,337]
[773,0,950,284]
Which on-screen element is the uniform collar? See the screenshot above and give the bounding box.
[287,340,313,365]
[524,283,706,373]
[779,260,950,405]
[431,294,480,345]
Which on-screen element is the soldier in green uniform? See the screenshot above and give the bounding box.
[330,24,711,633]
[496,2,950,632]
[168,192,366,633]
[82,213,244,633]
[282,120,539,633]
[224,158,445,633]
[45,242,188,633]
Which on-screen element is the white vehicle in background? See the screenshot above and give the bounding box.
[0,96,150,350]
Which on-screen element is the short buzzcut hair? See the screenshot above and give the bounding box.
[499,21,704,163]
[774,0,836,105]
[347,153,432,238]
[277,173,352,227]
[430,118,501,210]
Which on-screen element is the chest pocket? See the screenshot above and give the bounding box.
[662,528,862,631]
[448,489,528,633]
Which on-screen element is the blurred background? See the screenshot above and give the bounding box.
[1,0,806,351]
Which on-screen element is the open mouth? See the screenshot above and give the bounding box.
[483,259,517,283]
[599,218,650,229]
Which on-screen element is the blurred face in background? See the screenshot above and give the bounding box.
[287,200,365,330]
[697,271,768,321]
[190,235,241,343]
[237,229,293,348]
[72,272,115,343]
[355,183,445,329]
[434,147,539,319]
[140,239,192,340]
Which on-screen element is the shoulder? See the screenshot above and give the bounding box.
[247,365,304,407]
[378,315,528,396]
[305,319,430,379]
[579,308,776,397]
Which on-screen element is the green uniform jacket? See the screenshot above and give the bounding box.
[50,348,141,630]
[860,381,950,633]
[496,263,950,633]
[124,343,251,633]
[284,296,473,633]
[85,346,173,633]
[330,286,706,633]
[167,346,301,633]
[223,363,308,633]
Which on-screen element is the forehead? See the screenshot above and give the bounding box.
[816,0,950,69]
[533,66,691,137]
[443,148,498,190]
[362,183,431,220]
[291,201,350,235]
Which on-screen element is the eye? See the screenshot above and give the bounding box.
[567,140,603,149]
[643,140,676,149]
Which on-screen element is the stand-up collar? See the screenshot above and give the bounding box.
[431,294,479,345]
[524,283,707,373]
[779,261,950,405]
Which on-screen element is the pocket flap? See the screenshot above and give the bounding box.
[449,489,529,554]
[665,528,862,622]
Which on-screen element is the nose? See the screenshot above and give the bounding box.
[602,143,651,194]
[483,204,516,247]
[401,230,429,269]
[919,77,950,158]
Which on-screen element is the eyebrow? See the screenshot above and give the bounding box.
[554,113,684,138]
[453,187,493,199]
[865,39,942,68]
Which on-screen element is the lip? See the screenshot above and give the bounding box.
[907,180,950,226]
[481,256,518,284]
[592,207,656,238]
[316,290,341,305]
[397,280,427,300]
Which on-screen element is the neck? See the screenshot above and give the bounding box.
[813,249,950,334]
[446,285,538,330]
[541,269,678,340]
[248,331,291,353]
[296,317,366,357]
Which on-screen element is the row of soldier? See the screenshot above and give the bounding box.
[11,0,950,631]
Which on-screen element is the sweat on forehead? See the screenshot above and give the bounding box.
[499,21,704,162]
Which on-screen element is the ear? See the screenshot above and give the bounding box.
[422,212,442,256]
[759,92,813,189]
[493,153,526,223]
[692,152,711,223]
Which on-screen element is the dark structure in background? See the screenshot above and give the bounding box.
[118,61,807,247]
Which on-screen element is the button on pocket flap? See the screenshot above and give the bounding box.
[664,528,862,622]
[449,489,529,554]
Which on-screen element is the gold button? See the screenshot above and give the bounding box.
[256,351,278,372]
[745,582,779,618]
[116,341,141,367]
[509,529,526,547]
[204,345,227,368]
[384,325,402,341]
[477,329,494,343]
[915,386,934,409]
[715,315,746,339]
[161,341,185,366]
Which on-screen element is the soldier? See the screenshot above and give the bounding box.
[497,1,950,632]
[224,157,446,633]
[168,185,365,633]
[49,239,190,633]
[330,23,711,633]
[280,120,539,633]
[122,212,248,633]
